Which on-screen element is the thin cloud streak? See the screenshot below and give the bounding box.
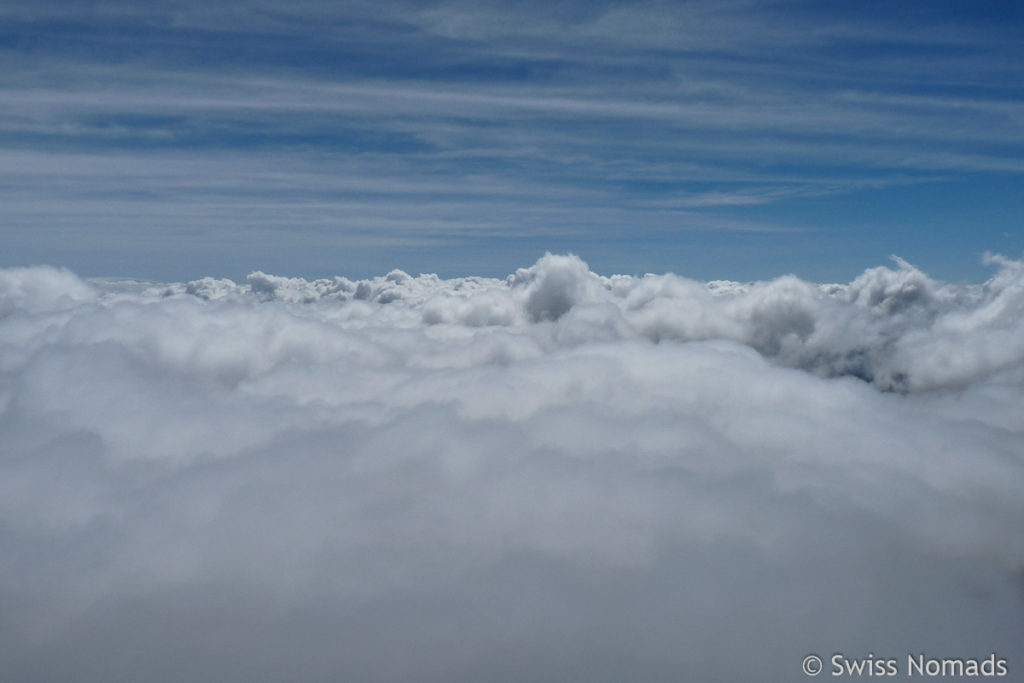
[5,75,1023,145]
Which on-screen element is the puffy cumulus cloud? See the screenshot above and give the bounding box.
[1,254,1022,682]
[0,265,97,317]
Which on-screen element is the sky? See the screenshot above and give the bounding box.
[2,5,1024,679]
[1,0,1022,282]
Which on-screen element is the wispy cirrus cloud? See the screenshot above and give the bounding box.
[1,0,1022,279]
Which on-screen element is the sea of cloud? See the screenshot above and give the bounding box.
[1,254,1022,682]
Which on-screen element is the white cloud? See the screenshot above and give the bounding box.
[1,254,1022,681]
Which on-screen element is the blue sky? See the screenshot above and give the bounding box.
[1,0,1022,282]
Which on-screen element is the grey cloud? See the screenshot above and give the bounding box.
[158,252,1024,393]
[1,255,1022,681]
[0,265,97,317]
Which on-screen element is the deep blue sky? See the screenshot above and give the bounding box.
[1,0,1022,282]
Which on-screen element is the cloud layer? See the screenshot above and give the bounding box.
[1,255,1023,681]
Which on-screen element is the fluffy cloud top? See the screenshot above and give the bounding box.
[1,254,1022,681]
